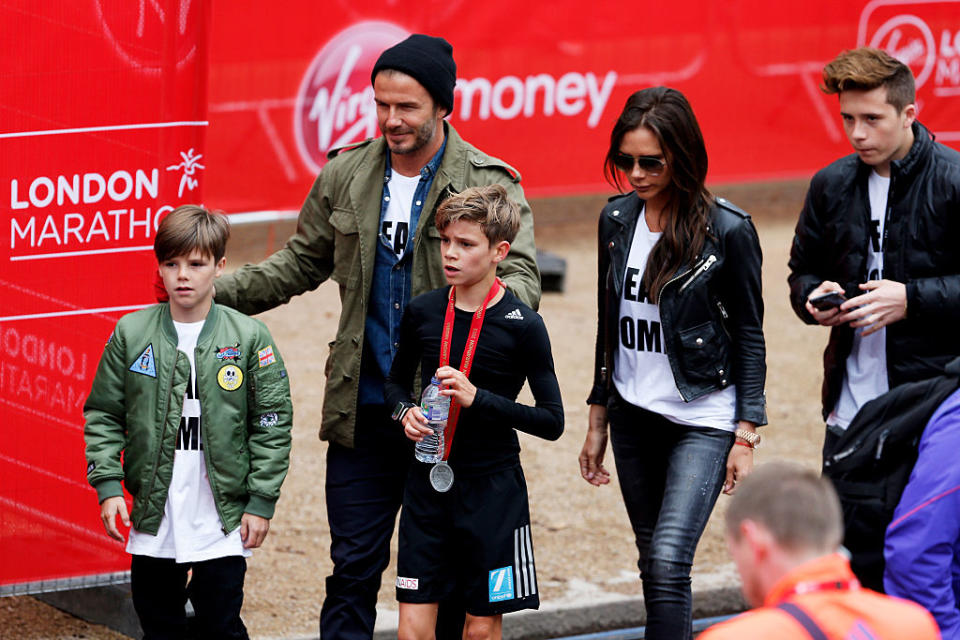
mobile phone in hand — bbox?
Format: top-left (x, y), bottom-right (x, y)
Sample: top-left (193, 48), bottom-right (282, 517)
top-left (810, 291), bottom-right (846, 311)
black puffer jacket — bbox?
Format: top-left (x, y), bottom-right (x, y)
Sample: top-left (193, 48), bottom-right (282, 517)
top-left (788, 122), bottom-right (960, 420)
top-left (587, 192), bottom-right (767, 426)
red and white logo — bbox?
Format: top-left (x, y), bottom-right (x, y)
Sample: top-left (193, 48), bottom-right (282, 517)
top-left (396, 576), bottom-right (419, 590)
top-left (868, 14), bottom-right (937, 88)
top-left (858, 1), bottom-right (960, 93)
top-left (294, 22), bottom-right (408, 173)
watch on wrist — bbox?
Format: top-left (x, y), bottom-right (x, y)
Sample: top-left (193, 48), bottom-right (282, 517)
top-left (734, 428), bottom-right (761, 448)
top-left (392, 401), bottom-right (416, 423)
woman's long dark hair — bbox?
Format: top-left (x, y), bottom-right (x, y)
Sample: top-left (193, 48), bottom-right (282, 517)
top-left (604, 87), bottom-right (713, 301)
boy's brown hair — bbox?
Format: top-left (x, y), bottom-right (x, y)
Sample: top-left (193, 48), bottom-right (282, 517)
top-left (821, 47), bottom-right (915, 112)
top-left (154, 205), bottom-right (231, 263)
top-left (435, 184), bottom-right (521, 245)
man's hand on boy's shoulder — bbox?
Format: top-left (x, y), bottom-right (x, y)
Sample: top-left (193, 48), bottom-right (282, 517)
top-left (241, 513), bottom-right (270, 549)
top-left (100, 496), bottom-right (129, 542)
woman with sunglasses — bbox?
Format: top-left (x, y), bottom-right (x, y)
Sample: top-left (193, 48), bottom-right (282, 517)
top-left (578, 86), bottom-right (767, 640)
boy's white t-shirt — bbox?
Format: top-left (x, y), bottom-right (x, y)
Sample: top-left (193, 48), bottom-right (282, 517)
top-left (828, 170), bottom-right (890, 430)
top-left (126, 320), bottom-right (250, 561)
top-left (612, 207), bottom-right (738, 432)
top-left (381, 171), bottom-right (420, 260)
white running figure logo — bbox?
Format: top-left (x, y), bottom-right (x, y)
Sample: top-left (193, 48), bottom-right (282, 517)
top-left (167, 148), bottom-right (205, 197)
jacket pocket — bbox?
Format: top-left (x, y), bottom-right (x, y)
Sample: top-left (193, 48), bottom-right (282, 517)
top-left (677, 321), bottom-right (729, 384)
top-left (329, 207), bottom-right (360, 289)
top-left (253, 365), bottom-right (291, 413)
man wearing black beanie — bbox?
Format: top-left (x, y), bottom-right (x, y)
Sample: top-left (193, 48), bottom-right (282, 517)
top-left (371, 34), bottom-right (457, 116)
top-left (213, 33), bottom-right (541, 640)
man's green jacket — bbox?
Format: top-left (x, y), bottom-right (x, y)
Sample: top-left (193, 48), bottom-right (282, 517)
top-left (84, 302), bottom-right (293, 535)
top-left (215, 123), bottom-right (540, 448)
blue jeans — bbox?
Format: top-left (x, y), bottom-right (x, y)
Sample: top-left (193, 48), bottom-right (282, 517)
top-left (608, 395), bottom-right (734, 640)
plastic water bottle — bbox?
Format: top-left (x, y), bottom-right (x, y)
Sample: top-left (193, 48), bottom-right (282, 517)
top-left (415, 376), bottom-right (450, 463)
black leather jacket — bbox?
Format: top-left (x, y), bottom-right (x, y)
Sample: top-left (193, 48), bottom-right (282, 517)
top-left (788, 122), bottom-right (960, 420)
top-left (587, 192), bottom-right (767, 426)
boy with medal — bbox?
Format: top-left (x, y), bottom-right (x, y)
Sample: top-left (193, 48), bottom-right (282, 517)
top-left (385, 185), bottom-right (564, 639)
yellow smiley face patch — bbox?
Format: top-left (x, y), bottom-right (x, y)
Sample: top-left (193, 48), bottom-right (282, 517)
top-left (217, 364), bottom-right (243, 391)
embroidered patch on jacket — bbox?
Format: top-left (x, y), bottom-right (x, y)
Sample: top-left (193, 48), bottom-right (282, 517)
top-left (258, 345), bottom-right (276, 368)
top-left (259, 412), bottom-right (279, 428)
top-left (396, 577), bottom-right (419, 590)
top-left (217, 364), bottom-right (243, 391)
top-left (216, 343), bottom-right (242, 362)
top-left (129, 344), bottom-right (157, 378)
top-left (86, 461), bottom-right (96, 475)
top-left (504, 308), bottom-right (524, 320)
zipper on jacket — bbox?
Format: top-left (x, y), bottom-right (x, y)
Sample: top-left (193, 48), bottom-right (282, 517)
top-left (196, 344), bottom-right (233, 535)
top-left (715, 298), bottom-right (729, 320)
top-left (657, 258), bottom-right (701, 306)
top-left (141, 347), bottom-right (178, 531)
top-left (679, 254), bottom-right (717, 293)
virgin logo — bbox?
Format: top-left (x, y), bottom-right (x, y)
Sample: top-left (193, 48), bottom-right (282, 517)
top-left (294, 22), bottom-right (620, 174)
top-left (868, 14), bottom-right (937, 88)
top-left (294, 22), bottom-right (408, 174)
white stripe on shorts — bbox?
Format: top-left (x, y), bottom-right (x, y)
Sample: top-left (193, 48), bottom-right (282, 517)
top-left (513, 524), bottom-right (536, 597)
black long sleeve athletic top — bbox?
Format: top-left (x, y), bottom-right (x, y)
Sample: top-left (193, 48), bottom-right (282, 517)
top-left (385, 286), bottom-right (564, 476)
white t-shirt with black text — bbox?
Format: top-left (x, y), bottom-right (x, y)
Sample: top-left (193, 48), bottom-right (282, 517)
top-left (612, 207), bottom-right (738, 432)
top-left (381, 171), bottom-right (420, 260)
top-left (126, 320), bottom-right (250, 561)
top-left (828, 170), bottom-right (890, 429)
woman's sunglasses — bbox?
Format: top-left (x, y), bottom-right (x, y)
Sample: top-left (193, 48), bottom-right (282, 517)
top-left (613, 153), bottom-right (666, 176)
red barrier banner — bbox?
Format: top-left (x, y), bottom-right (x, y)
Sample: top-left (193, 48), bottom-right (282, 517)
top-left (1, 1), bottom-right (209, 593)
top-left (205, 0), bottom-right (960, 213)
top-left (3, 0), bottom-right (959, 596)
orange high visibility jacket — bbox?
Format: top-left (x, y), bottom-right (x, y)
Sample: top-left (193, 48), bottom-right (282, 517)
top-left (700, 554), bottom-right (940, 640)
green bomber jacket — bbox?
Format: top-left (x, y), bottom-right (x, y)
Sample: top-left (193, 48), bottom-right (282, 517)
top-left (83, 302), bottom-right (293, 535)
top-left (214, 122), bottom-right (541, 448)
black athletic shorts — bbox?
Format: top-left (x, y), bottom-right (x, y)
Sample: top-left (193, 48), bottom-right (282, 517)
top-left (396, 462), bottom-right (540, 616)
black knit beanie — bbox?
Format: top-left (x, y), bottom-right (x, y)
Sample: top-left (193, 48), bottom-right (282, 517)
top-left (370, 34), bottom-right (457, 114)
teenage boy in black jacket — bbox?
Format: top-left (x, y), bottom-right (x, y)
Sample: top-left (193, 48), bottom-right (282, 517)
top-left (788, 46), bottom-right (960, 461)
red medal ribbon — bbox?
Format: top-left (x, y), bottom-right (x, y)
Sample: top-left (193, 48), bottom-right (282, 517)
top-left (438, 277), bottom-right (503, 460)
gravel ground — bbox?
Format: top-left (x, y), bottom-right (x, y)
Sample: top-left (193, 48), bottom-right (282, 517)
top-left (1, 181), bottom-right (829, 639)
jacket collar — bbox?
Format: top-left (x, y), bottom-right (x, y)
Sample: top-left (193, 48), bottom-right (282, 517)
top-left (763, 553), bottom-right (856, 607)
top-left (605, 191), bottom-right (642, 231)
top-left (160, 301), bottom-right (220, 346)
top-left (856, 120), bottom-right (932, 181)
top-left (892, 121), bottom-right (932, 178)
top-left (433, 122), bottom-right (471, 193)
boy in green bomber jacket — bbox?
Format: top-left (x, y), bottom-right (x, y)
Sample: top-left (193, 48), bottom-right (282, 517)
top-left (83, 205), bottom-right (293, 639)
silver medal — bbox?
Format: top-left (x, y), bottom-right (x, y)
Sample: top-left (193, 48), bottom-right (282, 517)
top-left (429, 461), bottom-right (454, 492)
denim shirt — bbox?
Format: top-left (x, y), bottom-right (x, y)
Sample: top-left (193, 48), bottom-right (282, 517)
top-left (359, 139), bottom-right (447, 406)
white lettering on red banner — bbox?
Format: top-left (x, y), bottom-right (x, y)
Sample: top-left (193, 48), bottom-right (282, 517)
top-left (6, 152), bottom-right (199, 253)
top-left (294, 21), bottom-right (619, 172)
top-left (455, 70), bottom-right (617, 128)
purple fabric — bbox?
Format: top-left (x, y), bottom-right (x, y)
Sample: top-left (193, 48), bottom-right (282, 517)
top-left (885, 386), bottom-right (960, 639)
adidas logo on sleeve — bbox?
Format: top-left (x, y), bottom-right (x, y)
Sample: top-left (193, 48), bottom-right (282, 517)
top-left (504, 308), bottom-right (524, 321)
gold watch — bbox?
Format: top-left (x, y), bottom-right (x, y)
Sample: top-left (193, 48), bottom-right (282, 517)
top-left (734, 428), bottom-right (761, 448)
